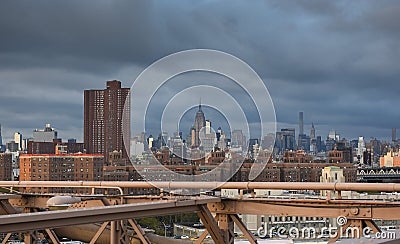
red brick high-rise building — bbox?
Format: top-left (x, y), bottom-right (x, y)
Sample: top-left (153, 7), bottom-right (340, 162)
top-left (84, 80), bottom-right (130, 160)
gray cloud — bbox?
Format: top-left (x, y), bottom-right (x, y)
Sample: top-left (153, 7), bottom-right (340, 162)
top-left (0, 0), bottom-right (399, 142)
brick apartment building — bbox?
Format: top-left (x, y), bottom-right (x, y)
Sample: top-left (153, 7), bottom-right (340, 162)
top-left (27, 139), bottom-right (84, 154)
top-left (232, 161), bottom-right (357, 183)
top-left (0, 153), bottom-right (12, 181)
top-left (84, 80), bottom-right (130, 160)
top-left (20, 154), bottom-right (104, 193)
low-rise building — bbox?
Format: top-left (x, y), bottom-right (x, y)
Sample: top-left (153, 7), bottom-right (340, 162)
top-left (27, 139), bottom-right (84, 154)
top-left (320, 166), bottom-right (347, 198)
top-left (283, 150), bottom-right (313, 163)
top-left (380, 150), bottom-right (400, 167)
top-left (19, 153), bottom-right (104, 193)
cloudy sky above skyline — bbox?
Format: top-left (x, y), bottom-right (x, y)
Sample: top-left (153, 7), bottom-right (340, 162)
top-left (0, 0), bottom-right (399, 142)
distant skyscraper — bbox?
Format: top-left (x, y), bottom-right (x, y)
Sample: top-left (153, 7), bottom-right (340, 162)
top-left (216, 127), bottom-right (227, 150)
top-left (309, 123), bottom-right (316, 152)
top-left (0, 125), bottom-right (8, 152)
top-left (392, 128), bottom-right (397, 142)
top-left (328, 130), bottom-right (340, 141)
top-left (14, 132), bottom-right (22, 151)
top-left (147, 135), bottom-right (154, 149)
top-left (171, 130), bottom-right (184, 157)
top-left (200, 120), bottom-right (217, 152)
top-left (299, 112), bottom-right (304, 136)
top-left (152, 132), bottom-right (169, 149)
top-left (350, 139), bottom-right (358, 150)
top-left (231, 129), bottom-right (246, 148)
top-left (280, 128), bottom-right (296, 151)
top-left (357, 136), bottom-right (366, 164)
top-left (84, 80), bottom-right (130, 159)
top-left (262, 133), bottom-right (275, 150)
top-left (298, 112), bottom-right (304, 147)
top-left (205, 120), bottom-right (211, 134)
top-left (298, 135), bottom-right (311, 152)
top-left (190, 127), bottom-right (196, 147)
top-left (325, 137), bottom-right (336, 152)
top-left (248, 138), bottom-right (259, 154)
top-left (310, 123), bottom-right (315, 139)
top-left (316, 136), bottom-right (322, 152)
top-left (194, 103), bottom-right (205, 147)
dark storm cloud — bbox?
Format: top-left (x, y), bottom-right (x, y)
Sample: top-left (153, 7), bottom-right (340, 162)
top-left (0, 1), bottom-right (160, 66)
top-left (0, 0), bottom-right (399, 142)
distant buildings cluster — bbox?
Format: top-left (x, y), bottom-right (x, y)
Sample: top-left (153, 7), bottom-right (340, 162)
top-left (272, 112), bottom-right (396, 168)
top-left (0, 80), bottom-right (400, 189)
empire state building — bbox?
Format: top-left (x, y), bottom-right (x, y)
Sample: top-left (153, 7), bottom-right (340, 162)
top-left (194, 103), bottom-right (205, 147)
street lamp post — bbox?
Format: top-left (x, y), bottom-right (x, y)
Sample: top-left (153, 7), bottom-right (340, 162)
top-left (161, 221), bottom-right (167, 238)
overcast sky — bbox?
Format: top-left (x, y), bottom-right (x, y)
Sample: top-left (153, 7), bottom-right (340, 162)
top-left (0, 0), bottom-right (399, 143)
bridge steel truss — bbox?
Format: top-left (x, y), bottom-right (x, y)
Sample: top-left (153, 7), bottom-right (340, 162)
top-left (1, 181), bottom-right (400, 243)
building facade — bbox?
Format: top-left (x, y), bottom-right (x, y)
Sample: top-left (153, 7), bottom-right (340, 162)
top-left (84, 80), bottom-right (130, 160)
top-left (380, 150), bottom-right (400, 167)
top-left (20, 154), bottom-right (104, 193)
top-left (33, 124), bottom-right (58, 142)
top-left (0, 124), bottom-right (4, 153)
top-left (275, 129), bottom-right (296, 153)
top-left (228, 161), bottom-right (357, 183)
top-left (14, 132), bottom-right (22, 151)
top-left (0, 153), bottom-right (12, 181)
top-left (27, 139), bottom-right (84, 154)
top-left (320, 166), bottom-right (345, 197)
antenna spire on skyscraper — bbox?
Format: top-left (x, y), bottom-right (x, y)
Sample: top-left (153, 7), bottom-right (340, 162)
top-left (199, 97), bottom-right (202, 111)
